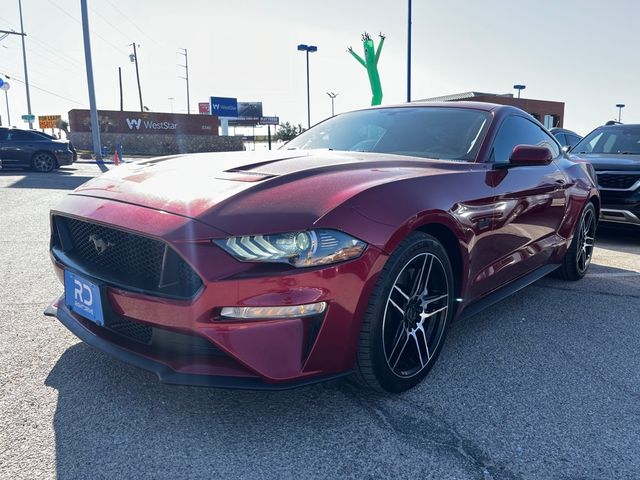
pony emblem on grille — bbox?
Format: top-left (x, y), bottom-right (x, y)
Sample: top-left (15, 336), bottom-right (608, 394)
top-left (88, 234), bottom-right (115, 255)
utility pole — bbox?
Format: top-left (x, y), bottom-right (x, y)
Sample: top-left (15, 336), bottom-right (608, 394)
top-left (16, 0), bottom-right (33, 128)
top-left (177, 48), bottom-right (190, 114)
top-left (407, 0), bottom-right (412, 103)
top-left (129, 42), bottom-right (143, 112)
top-left (80, 0), bottom-right (102, 158)
top-left (118, 66), bottom-right (123, 111)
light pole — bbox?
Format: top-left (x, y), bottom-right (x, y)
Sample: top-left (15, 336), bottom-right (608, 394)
top-left (18, 0), bottom-right (33, 129)
top-left (297, 44), bottom-right (317, 129)
top-left (177, 48), bottom-right (190, 114)
top-left (326, 92), bottom-right (338, 116)
top-left (168, 97), bottom-right (175, 113)
top-left (407, 0), bottom-right (412, 102)
top-left (81, 0), bottom-right (102, 158)
top-left (129, 42), bottom-right (143, 112)
top-left (513, 84), bottom-right (526, 99)
top-left (616, 103), bottom-right (625, 122)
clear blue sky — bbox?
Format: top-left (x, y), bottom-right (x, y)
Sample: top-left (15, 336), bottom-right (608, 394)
top-left (0, 0), bottom-right (638, 135)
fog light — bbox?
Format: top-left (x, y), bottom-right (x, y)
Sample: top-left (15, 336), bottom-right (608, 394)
top-left (220, 302), bottom-right (327, 320)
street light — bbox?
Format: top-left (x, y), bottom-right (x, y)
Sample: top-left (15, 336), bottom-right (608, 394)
top-left (297, 43), bottom-right (318, 129)
top-left (326, 92), bottom-right (338, 117)
top-left (616, 103), bottom-right (625, 122)
top-left (0, 80), bottom-right (10, 126)
top-left (513, 84), bottom-right (526, 99)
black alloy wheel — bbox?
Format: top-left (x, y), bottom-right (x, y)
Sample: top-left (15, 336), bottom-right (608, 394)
top-left (32, 152), bottom-right (56, 173)
top-left (554, 202), bottom-right (597, 281)
top-left (355, 232), bottom-right (454, 393)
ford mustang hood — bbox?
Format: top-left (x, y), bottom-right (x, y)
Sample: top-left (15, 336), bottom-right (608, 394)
top-left (572, 153), bottom-right (640, 171)
top-left (72, 150), bottom-right (462, 235)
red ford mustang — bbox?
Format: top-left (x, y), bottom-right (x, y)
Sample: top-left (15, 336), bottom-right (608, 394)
top-left (45, 102), bottom-right (599, 392)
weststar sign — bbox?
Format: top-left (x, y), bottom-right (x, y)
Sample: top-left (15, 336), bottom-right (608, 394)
top-left (68, 109), bottom-right (219, 136)
top-left (125, 118), bottom-right (178, 130)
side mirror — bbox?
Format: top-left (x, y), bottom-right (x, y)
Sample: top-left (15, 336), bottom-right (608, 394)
top-left (508, 145), bottom-right (554, 166)
top-left (561, 145), bottom-right (571, 153)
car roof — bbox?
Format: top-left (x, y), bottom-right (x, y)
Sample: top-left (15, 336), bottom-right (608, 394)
top-left (598, 123), bottom-right (640, 127)
top-left (379, 100), bottom-right (507, 112)
top-left (550, 127), bottom-right (580, 135)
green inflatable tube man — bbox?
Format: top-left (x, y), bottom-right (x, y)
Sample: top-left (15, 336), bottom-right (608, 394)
top-left (348, 32), bottom-right (385, 106)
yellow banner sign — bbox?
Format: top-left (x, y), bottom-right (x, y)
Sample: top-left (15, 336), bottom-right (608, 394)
top-left (38, 115), bottom-right (62, 129)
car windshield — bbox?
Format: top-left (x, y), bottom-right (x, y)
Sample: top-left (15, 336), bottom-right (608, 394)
top-left (572, 126), bottom-right (640, 154)
top-left (284, 107), bottom-right (492, 162)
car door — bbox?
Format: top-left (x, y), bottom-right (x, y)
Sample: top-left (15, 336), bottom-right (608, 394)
top-left (0, 130), bottom-right (44, 166)
top-left (479, 115), bottom-right (568, 291)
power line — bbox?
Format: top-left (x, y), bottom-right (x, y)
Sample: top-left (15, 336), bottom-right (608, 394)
top-left (0, 16), bottom-right (84, 69)
top-left (43, 0), bottom-right (128, 55)
top-left (102, 0), bottom-right (164, 49)
top-left (2, 71), bottom-right (83, 105)
top-left (89, 5), bottom-right (132, 43)
top-left (28, 36), bottom-right (84, 68)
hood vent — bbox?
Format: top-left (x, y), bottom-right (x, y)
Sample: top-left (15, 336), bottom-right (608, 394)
top-left (215, 170), bottom-right (275, 182)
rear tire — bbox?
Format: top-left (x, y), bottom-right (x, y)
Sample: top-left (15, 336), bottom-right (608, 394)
top-left (32, 152), bottom-right (56, 173)
top-left (554, 202), bottom-right (597, 281)
top-left (354, 232), bottom-right (454, 393)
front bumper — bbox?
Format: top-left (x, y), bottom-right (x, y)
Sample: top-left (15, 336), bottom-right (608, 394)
top-left (599, 189), bottom-right (640, 227)
top-left (55, 151), bottom-right (75, 166)
top-left (47, 195), bottom-right (387, 388)
top-left (44, 299), bottom-right (351, 389)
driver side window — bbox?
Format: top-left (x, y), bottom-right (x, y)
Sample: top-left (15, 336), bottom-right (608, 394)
top-left (490, 116), bottom-right (560, 163)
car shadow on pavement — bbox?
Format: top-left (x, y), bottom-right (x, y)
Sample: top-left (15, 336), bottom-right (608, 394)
top-left (0, 169), bottom-right (93, 190)
top-left (44, 343), bottom-right (370, 479)
top-left (45, 259), bottom-right (640, 480)
top-left (596, 225), bottom-right (639, 255)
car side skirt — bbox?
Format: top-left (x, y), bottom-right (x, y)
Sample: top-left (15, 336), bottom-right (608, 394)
top-left (459, 264), bottom-right (560, 321)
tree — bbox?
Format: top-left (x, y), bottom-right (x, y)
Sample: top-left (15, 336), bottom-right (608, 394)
top-left (274, 122), bottom-right (304, 142)
top-left (56, 119), bottom-right (70, 139)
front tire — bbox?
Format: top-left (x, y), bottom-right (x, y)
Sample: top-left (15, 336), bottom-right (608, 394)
top-left (32, 152), bottom-right (56, 173)
top-left (554, 202), bottom-right (597, 281)
top-left (354, 232), bottom-right (454, 393)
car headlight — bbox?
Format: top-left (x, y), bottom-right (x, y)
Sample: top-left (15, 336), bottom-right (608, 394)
top-left (213, 229), bottom-right (366, 267)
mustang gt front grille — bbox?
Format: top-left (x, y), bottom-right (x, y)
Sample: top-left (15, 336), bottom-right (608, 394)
top-left (51, 215), bottom-right (202, 299)
top-left (596, 172), bottom-right (640, 190)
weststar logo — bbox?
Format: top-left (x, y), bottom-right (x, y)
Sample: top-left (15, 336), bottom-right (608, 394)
top-left (126, 118), bottom-right (142, 130)
top-left (125, 117), bottom-right (177, 130)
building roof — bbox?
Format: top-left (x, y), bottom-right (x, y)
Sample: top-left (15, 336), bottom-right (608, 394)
top-left (416, 92), bottom-right (515, 102)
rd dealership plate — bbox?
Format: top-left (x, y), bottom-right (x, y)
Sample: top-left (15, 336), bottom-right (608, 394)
top-left (64, 270), bottom-right (104, 326)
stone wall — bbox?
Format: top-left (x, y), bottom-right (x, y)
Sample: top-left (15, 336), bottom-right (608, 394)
top-left (69, 132), bottom-right (244, 156)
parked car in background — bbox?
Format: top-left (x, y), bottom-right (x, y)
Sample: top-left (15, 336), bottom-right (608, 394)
top-left (0, 127), bottom-right (76, 172)
top-left (570, 123), bottom-right (640, 228)
top-left (46, 102), bottom-right (600, 393)
top-left (550, 127), bottom-right (582, 149)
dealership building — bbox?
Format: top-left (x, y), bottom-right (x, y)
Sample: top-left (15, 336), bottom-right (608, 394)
top-left (417, 92), bottom-right (565, 129)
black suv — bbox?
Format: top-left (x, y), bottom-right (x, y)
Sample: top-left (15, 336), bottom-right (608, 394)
top-left (570, 124), bottom-right (640, 228)
top-left (0, 127), bottom-right (76, 172)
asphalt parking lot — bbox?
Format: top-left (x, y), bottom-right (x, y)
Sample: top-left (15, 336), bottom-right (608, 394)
top-left (0, 162), bottom-right (638, 480)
